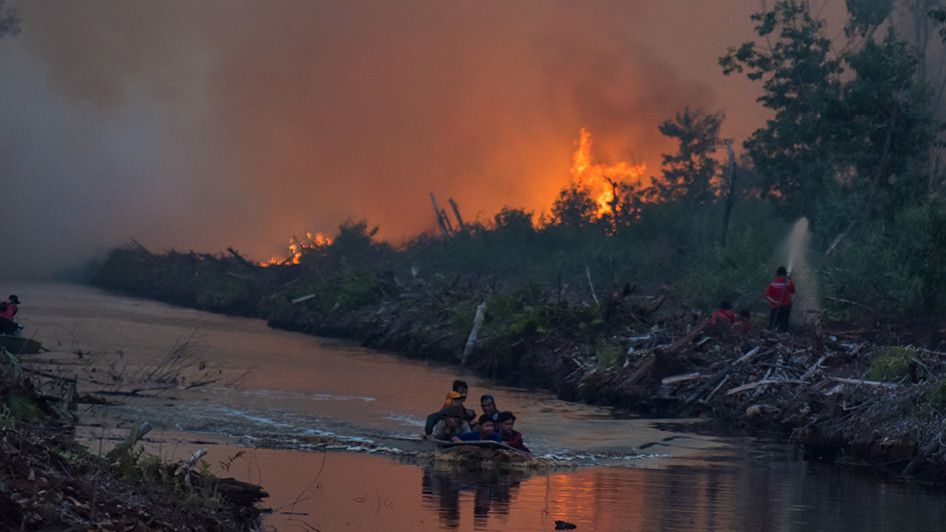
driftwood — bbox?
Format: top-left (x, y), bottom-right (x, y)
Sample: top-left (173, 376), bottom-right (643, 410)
top-left (684, 346), bottom-right (763, 405)
top-left (106, 421), bottom-right (153, 462)
top-left (661, 372), bottom-right (708, 385)
top-left (725, 379), bottom-right (804, 396)
top-left (828, 377), bottom-right (900, 389)
top-left (176, 448), bottom-right (208, 487)
top-left (666, 318), bottom-right (709, 354)
top-left (461, 302), bottom-right (487, 365)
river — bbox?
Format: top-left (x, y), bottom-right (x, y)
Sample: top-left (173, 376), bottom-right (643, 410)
top-left (10, 282), bottom-right (946, 531)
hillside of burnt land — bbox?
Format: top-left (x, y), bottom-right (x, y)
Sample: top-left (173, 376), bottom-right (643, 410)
top-left (87, 235), bottom-right (946, 483)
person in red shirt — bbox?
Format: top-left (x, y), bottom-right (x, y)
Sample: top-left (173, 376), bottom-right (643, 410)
top-left (710, 301), bottom-right (737, 339)
top-left (710, 301), bottom-right (737, 326)
top-left (734, 308), bottom-right (754, 336)
top-left (765, 267), bottom-right (795, 332)
top-left (0, 295), bottom-right (19, 335)
top-left (496, 411), bottom-right (530, 453)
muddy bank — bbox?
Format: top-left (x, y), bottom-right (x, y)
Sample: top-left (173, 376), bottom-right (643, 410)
top-left (90, 244), bottom-right (946, 481)
top-left (0, 350), bottom-right (268, 530)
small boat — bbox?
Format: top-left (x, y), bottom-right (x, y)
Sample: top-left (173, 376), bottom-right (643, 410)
top-left (427, 438), bottom-right (540, 468)
top-left (0, 335), bottom-right (44, 355)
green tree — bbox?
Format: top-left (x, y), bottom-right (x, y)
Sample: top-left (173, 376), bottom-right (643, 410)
top-left (834, 29), bottom-right (940, 221)
top-left (720, 1), bottom-right (842, 220)
top-left (550, 183), bottom-right (597, 228)
top-left (654, 108), bottom-right (724, 204)
top-left (721, 0), bottom-right (941, 232)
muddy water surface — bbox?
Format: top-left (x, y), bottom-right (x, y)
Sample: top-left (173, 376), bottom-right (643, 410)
top-left (11, 282), bottom-right (946, 531)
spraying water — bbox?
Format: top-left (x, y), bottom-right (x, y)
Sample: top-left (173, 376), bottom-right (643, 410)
top-left (778, 217), bottom-right (820, 326)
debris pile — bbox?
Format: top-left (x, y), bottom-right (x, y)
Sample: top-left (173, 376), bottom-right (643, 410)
top-left (0, 350), bottom-right (268, 530)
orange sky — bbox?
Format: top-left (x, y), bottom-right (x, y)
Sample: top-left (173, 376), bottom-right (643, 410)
top-left (0, 1), bottom-right (851, 276)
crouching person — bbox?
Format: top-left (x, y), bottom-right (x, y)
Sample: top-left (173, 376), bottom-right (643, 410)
top-left (497, 411), bottom-right (531, 453)
top-left (431, 407), bottom-right (470, 441)
top-left (451, 415), bottom-right (502, 443)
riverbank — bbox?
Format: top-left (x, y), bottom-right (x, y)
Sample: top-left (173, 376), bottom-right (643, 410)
top-left (0, 349), bottom-right (268, 530)
top-left (90, 243), bottom-right (946, 482)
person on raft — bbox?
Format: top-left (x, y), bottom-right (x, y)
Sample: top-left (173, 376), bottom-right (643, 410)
top-left (430, 407), bottom-right (471, 441)
top-left (497, 411), bottom-right (530, 453)
top-left (448, 380), bottom-right (477, 422)
top-left (451, 415), bottom-right (503, 443)
top-left (0, 295), bottom-right (20, 336)
top-left (765, 266), bottom-right (796, 332)
top-left (480, 394), bottom-right (499, 421)
top-left (424, 384), bottom-right (476, 436)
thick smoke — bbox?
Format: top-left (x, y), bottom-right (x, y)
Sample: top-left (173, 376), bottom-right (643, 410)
top-left (1, 1), bottom-right (782, 278)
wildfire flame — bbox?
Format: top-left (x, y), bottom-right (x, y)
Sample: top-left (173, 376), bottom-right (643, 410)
top-left (569, 128), bottom-right (647, 216)
top-left (259, 231), bottom-right (333, 267)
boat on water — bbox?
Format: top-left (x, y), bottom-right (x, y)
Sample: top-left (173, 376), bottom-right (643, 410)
top-left (0, 335), bottom-right (44, 355)
top-left (426, 438), bottom-right (541, 468)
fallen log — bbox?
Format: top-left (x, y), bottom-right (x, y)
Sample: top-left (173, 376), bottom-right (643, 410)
top-left (106, 421), bottom-right (152, 462)
top-left (828, 377), bottom-right (900, 389)
top-left (725, 379), bottom-right (805, 396)
top-left (661, 372), bottom-right (708, 385)
top-left (684, 346), bottom-right (763, 405)
top-left (666, 318), bottom-right (709, 354)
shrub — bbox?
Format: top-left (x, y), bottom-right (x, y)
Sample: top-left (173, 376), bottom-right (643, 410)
top-left (865, 347), bottom-right (914, 382)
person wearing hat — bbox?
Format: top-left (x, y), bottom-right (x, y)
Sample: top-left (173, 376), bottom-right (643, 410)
top-left (425, 388), bottom-right (476, 436)
top-left (497, 411), bottom-right (530, 453)
top-left (0, 295), bottom-right (18, 335)
top-left (430, 406), bottom-right (471, 441)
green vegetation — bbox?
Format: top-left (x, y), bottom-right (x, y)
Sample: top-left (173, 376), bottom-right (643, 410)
top-left (865, 347), bottom-right (915, 382)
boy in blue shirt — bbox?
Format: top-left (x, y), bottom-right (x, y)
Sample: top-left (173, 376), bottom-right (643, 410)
top-left (451, 415), bottom-right (502, 443)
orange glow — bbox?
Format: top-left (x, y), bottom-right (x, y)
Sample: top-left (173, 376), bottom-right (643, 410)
top-left (569, 128), bottom-right (647, 217)
top-left (259, 231), bottom-right (333, 267)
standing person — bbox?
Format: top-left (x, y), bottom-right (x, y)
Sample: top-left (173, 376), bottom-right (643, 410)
top-left (496, 412), bottom-right (530, 453)
top-left (765, 267), bottom-right (795, 332)
top-left (0, 295), bottom-right (19, 335)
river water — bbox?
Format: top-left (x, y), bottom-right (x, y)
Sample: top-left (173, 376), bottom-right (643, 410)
top-left (10, 282), bottom-right (946, 531)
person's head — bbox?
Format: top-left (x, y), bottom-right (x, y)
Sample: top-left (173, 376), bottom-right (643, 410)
top-left (8, 295), bottom-right (18, 304)
top-left (776, 266), bottom-right (786, 277)
top-left (480, 394), bottom-right (496, 415)
top-left (447, 390), bottom-right (464, 407)
top-left (443, 407), bottom-right (463, 429)
top-left (497, 411), bottom-right (516, 435)
top-left (476, 415), bottom-right (496, 437)
top-left (451, 379), bottom-right (468, 399)
top-left (719, 300), bottom-right (732, 311)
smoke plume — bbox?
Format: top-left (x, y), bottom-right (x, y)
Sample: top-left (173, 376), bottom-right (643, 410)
top-left (0, 1), bottom-right (796, 278)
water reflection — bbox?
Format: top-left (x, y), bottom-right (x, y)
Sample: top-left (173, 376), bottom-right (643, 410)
top-left (421, 463), bottom-right (529, 529)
